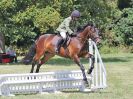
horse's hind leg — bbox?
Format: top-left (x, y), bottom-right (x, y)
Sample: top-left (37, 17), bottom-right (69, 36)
top-left (35, 53), bottom-right (55, 73)
top-left (30, 60), bottom-right (37, 73)
top-left (30, 50), bottom-right (44, 73)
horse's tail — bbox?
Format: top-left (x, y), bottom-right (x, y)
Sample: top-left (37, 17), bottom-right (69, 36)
top-left (21, 43), bottom-right (36, 65)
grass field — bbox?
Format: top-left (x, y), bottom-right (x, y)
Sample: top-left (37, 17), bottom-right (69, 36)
top-left (0, 53), bottom-right (133, 99)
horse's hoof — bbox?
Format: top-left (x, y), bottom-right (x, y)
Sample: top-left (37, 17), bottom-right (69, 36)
top-left (87, 70), bottom-right (91, 74)
top-left (83, 80), bottom-right (89, 87)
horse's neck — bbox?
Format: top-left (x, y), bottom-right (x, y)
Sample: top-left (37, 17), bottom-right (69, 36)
top-left (77, 29), bottom-right (89, 42)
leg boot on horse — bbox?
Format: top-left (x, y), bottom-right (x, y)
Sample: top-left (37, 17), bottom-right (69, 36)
top-left (87, 55), bottom-right (95, 74)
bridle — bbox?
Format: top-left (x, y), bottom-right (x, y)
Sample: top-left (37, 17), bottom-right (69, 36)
top-left (90, 27), bottom-right (100, 42)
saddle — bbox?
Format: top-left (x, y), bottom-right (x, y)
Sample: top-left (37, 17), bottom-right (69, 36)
top-left (62, 33), bottom-right (77, 48)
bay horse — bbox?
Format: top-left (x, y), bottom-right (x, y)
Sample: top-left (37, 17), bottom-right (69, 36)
top-left (23, 23), bottom-right (100, 85)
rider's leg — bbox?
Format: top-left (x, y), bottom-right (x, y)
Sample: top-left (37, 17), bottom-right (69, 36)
top-left (55, 38), bottom-right (64, 53)
top-left (55, 32), bottom-right (66, 53)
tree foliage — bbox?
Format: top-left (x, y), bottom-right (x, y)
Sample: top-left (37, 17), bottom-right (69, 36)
top-left (112, 8), bottom-right (133, 45)
top-left (0, 0), bottom-right (132, 52)
top-left (109, 0), bottom-right (133, 46)
top-left (13, 5), bottom-right (61, 33)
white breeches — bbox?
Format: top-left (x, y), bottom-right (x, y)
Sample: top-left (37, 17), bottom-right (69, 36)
top-left (60, 32), bottom-right (67, 39)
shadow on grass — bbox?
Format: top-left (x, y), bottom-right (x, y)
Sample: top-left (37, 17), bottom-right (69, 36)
top-left (44, 56), bottom-right (132, 66)
top-left (0, 55), bottom-right (132, 66)
top-left (61, 89), bottom-right (112, 94)
top-left (102, 55), bottom-right (133, 63)
top-left (14, 90), bottom-right (112, 96)
top-left (44, 57), bottom-right (91, 66)
top-left (102, 57), bottom-right (128, 63)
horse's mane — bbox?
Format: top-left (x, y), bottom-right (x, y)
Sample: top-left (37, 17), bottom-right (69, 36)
top-left (76, 21), bottom-right (95, 33)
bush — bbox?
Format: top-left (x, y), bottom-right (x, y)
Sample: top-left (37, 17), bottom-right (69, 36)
top-left (100, 46), bottom-right (119, 54)
top-left (111, 8), bottom-right (133, 46)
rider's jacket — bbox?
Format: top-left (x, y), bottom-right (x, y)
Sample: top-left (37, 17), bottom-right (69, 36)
top-left (56, 16), bottom-right (78, 34)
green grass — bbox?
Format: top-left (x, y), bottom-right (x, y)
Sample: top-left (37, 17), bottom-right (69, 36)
top-left (0, 53), bottom-right (133, 99)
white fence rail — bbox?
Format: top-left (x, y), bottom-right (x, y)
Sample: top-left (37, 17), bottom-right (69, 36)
top-left (0, 40), bottom-right (107, 96)
top-left (0, 71), bottom-right (91, 96)
top-left (89, 40), bottom-right (107, 89)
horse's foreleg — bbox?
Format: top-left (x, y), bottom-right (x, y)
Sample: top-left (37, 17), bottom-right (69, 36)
top-left (82, 53), bottom-right (95, 74)
top-left (87, 54), bottom-right (95, 74)
top-left (73, 55), bottom-right (88, 85)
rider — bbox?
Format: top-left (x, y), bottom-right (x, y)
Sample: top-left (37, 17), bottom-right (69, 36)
top-left (55, 10), bottom-right (81, 53)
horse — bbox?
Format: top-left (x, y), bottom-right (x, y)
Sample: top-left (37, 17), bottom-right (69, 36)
top-left (22, 23), bottom-right (100, 85)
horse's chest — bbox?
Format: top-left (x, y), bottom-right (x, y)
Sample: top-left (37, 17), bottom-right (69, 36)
top-left (76, 44), bottom-right (82, 49)
top-left (69, 44), bottom-right (82, 54)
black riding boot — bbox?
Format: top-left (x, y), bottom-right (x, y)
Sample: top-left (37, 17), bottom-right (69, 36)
top-left (55, 38), bottom-right (64, 53)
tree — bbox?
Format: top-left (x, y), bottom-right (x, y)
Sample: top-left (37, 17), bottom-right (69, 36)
top-left (0, 0), bottom-right (132, 53)
top-left (0, 32), bottom-right (5, 52)
top-left (111, 8), bottom-right (133, 45)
